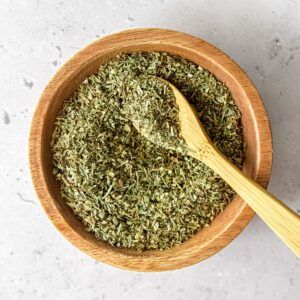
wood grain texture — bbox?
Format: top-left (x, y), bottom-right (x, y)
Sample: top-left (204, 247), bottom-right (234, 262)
top-left (29, 28), bottom-right (273, 271)
top-left (168, 81), bottom-right (300, 256)
top-left (204, 145), bottom-right (300, 256)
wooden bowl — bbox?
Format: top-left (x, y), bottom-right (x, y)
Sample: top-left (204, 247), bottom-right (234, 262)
top-left (29, 28), bottom-right (272, 271)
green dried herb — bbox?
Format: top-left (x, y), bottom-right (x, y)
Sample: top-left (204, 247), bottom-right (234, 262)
top-left (123, 75), bottom-right (185, 151)
top-left (51, 52), bottom-right (245, 251)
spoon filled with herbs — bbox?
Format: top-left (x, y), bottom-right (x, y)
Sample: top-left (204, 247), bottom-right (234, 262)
top-left (124, 76), bottom-right (300, 256)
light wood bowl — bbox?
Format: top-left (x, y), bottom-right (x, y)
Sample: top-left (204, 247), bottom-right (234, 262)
top-left (29, 28), bottom-right (272, 271)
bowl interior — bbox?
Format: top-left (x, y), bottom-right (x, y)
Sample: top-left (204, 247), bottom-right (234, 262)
top-left (31, 29), bottom-right (272, 271)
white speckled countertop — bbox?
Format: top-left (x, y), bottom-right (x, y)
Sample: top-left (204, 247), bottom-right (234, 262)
top-left (0, 0), bottom-right (299, 299)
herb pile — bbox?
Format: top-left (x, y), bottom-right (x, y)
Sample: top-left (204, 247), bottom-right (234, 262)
top-left (51, 52), bottom-right (245, 251)
top-left (123, 76), bottom-right (185, 151)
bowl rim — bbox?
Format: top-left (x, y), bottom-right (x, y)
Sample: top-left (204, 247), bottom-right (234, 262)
top-left (29, 28), bottom-right (273, 271)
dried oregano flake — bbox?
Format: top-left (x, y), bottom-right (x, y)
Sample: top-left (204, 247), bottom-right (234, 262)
top-left (51, 52), bottom-right (245, 251)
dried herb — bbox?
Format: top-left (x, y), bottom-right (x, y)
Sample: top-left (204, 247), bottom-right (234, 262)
top-left (51, 52), bottom-right (245, 251)
top-left (123, 75), bottom-right (185, 151)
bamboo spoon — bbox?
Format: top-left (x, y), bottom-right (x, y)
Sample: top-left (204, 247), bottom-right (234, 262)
top-left (150, 78), bottom-right (300, 256)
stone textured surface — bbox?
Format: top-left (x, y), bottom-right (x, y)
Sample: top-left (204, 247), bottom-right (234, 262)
top-left (0, 0), bottom-right (299, 299)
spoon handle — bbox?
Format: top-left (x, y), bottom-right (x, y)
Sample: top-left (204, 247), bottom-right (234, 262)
top-left (202, 144), bottom-right (300, 256)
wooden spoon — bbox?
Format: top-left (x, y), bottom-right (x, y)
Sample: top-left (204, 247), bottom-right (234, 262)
top-left (161, 79), bottom-right (300, 256)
